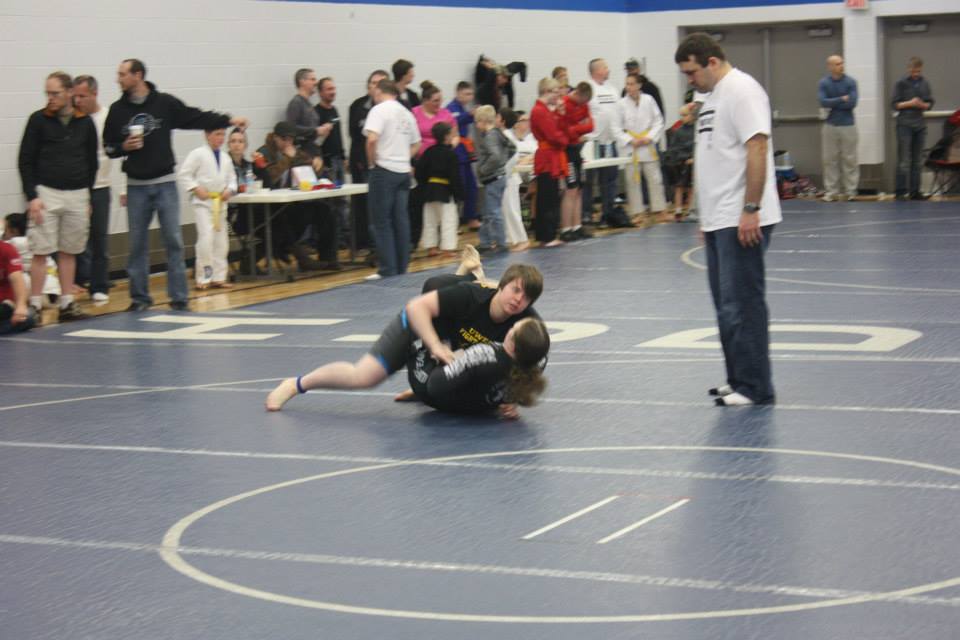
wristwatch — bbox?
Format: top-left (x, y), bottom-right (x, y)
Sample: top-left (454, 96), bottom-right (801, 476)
top-left (743, 202), bottom-right (761, 213)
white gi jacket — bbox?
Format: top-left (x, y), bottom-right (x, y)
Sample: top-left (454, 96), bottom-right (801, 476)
top-left (177, 145), bottom-right (238, 208)
top-left (616, 93), bottom-right (664, 162)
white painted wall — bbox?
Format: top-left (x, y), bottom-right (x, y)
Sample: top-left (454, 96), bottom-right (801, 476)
top-left (628, 0), bottom-right (959, 166)
top-left (0, 0), bottom-right (627, 230)
top-left (4, 0), bottom-right (956, 229)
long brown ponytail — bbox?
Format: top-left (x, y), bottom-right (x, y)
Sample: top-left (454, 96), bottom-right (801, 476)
top-left (506, 319), bottom-right (550, 406)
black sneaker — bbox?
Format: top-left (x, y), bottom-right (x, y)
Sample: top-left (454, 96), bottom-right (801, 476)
top-left (58, 302), bottom-right (90, 322)
top-left (910, 192), bottom-right (930, 201)
top-left (169, 301), bottom-right (191, 311)
top-left (559, 230), bottom-right (578, 242)
top-left (576, 226), bottom-right (594, 239)
top-left (126, 301), bottom-right (151, 312)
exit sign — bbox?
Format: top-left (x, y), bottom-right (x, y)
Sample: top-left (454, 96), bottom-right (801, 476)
top-left (846, 0), bottom-right (869, 9)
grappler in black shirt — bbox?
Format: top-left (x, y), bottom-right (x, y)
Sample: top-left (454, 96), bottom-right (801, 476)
top-left (266, 252), bottom-right (548, 418)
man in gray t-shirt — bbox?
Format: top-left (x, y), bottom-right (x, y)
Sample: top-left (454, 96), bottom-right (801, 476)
top-left (286, 68), bottom-right (332, 159)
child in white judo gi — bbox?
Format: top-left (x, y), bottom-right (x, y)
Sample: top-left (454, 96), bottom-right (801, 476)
top-left (178, 127), bottom-right (238, 289)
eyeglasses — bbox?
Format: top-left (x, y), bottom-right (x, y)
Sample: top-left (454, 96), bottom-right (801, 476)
top-left (45, 91), bottom-right (64, 97)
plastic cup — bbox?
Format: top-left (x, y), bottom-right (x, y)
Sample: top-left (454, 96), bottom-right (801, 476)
top-left (129, 124), bottom-right (144, 137)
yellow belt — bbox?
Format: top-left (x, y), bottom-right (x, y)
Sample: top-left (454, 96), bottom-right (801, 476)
top-left (428, 177), bottom-right (450, 185)
top-left (209, 191), bottom-right (222, 232)
top-left (627, 129), bottom-right (658, 182)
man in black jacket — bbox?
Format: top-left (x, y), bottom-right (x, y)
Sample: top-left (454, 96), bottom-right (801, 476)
top-left (17, 71), bottom-right (98, 322)
top-left (103, 58), bottom-right (247, 311)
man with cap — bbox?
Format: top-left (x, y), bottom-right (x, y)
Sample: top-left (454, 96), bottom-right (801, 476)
top-left (257, 121), bottom-right (340, 272)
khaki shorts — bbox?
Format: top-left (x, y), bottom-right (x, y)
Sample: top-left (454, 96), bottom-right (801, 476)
top-left (28, 185), bottom-right (90, 255)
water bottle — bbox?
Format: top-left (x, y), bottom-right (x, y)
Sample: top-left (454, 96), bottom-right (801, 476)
top-left (245, 168), bottom-right (255, 192)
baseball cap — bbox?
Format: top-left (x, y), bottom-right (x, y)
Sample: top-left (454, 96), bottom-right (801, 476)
top-left (273, 121), bottom-right (297, 138)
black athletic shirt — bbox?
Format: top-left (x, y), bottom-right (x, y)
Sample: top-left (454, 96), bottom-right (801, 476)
top-left (407, 342), bottom-right (512, 414)
top-left (434, 282), bottom-right (540, 350)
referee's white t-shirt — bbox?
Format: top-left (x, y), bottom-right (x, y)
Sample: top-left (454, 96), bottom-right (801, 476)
top-left (694, 68), bottom-right (782, 232)
top-left (364, 99), bottom-right (421, 174)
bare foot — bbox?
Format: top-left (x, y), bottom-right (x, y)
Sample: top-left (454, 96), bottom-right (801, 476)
top-left (393, 389), bottom-right (417, 402)
top-left (510, 241), bottom-right (530, 252)
top-left (455, 244), bottom-right (481, 275)
top-left (266, 378), bottom-right (299, 411)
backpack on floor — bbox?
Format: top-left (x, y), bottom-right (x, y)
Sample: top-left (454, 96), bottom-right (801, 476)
top-left (607, 205), bottom-right (635, 228)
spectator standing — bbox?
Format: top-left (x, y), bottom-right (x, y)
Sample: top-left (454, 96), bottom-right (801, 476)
top-left (559, 82), bottom-right (594, 241)
top-left (530, 77), bottom-right (568, 248)
top-left (225, 128), bottom-right (262, 272)
top-left (663, 104), bottom-right (696, 220)
top-left (349, 69), bottom-right (389, 251)
top-left (891, 57), bottom-right (934, 200)
top-left (411, 82), bottom-right (456, 245)
top-left (17, 70), bottom-right (98, 322)
top-left (415, 121), bottom-right (463, 257)
top-left (178, 127), bottom-right (237, 290)
top-left (72, 74), bottom-right (113, 302)
top-left (502, 110), bottom-right (535, 251)
top-left (552, 66), bottom-right (571, 95)
top-left (446, 82), bottom-right (480, 230)
top-left (413, 82), bottom-right (456, 156)
top-left (617, 73), bottom-right (667, 223)
top-left (286, 68), bottom-right (328, 159)
top-left (0, 238), bottom-right (36, 334)
top-left (103, 58), bottom-right (246, 311)
top-left (818, 55), bottom-right (859, 202)
top-left (314, 77), bottom-right (345, 180)
top-left (474, 105), bottom-right (515, 254)
top-left (675, 33), bottom-right (781, 406)
top-left (624, 58), bottom-right (664, 114)
top-left (582, 59), bottom-right (621, 226)
top-left (392, 59), bottom-right (420, 111)
top-left (314, 77), bottom-right (349, 244)
top-left (364, 80), bottom-right (421, 279)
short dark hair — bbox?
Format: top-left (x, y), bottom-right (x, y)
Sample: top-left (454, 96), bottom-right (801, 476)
top-left (498, 264), bottom-right (544, 306)
top-left (47, 71), bottom-right (72, 90)
top-left (73, 74), bottom-right (98, 93)
top-left (376, 79), bottom-right (399, 96)
top-left (552, 66), bottom-right (567, 80)
top-left (456, 81), bottom-right (473, 92)
top-left (123, 59), bottom-right (146, 80)
top-left (5, 212), bottom-right (27, 237)
top-left (674, 32), bottom-right (726, 67)
top-left (499, 107), bottom-right (518, 129)
top-left (392, 59), bottom-right (414, 81)
top-left (431, 121), bottom-right (452, 144)
top-left (574, 81), bottom-right (593, 99)
top-left (294, 68), bottom-right (314, 88)
top-left (204, 126), bottom-right (227, 134)
top-left (317, 76), bottom-right (334, 91)
top-left (368, 69), bottom-right (389, 84)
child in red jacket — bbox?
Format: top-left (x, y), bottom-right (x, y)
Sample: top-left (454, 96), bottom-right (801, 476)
top-left (558, 82), bottom-right (593, 241)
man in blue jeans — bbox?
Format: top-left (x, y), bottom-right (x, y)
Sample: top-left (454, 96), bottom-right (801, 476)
top-left (363, 79), bottom-right (421, 280)
top-left (676, 33), bottom-right (782, 406)
top-left (103, 58), bottom-right (247, 311)
top-left (582, 59), bottom-right (621, 227)
top-left (891, 57), bottom-right (934, 201)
